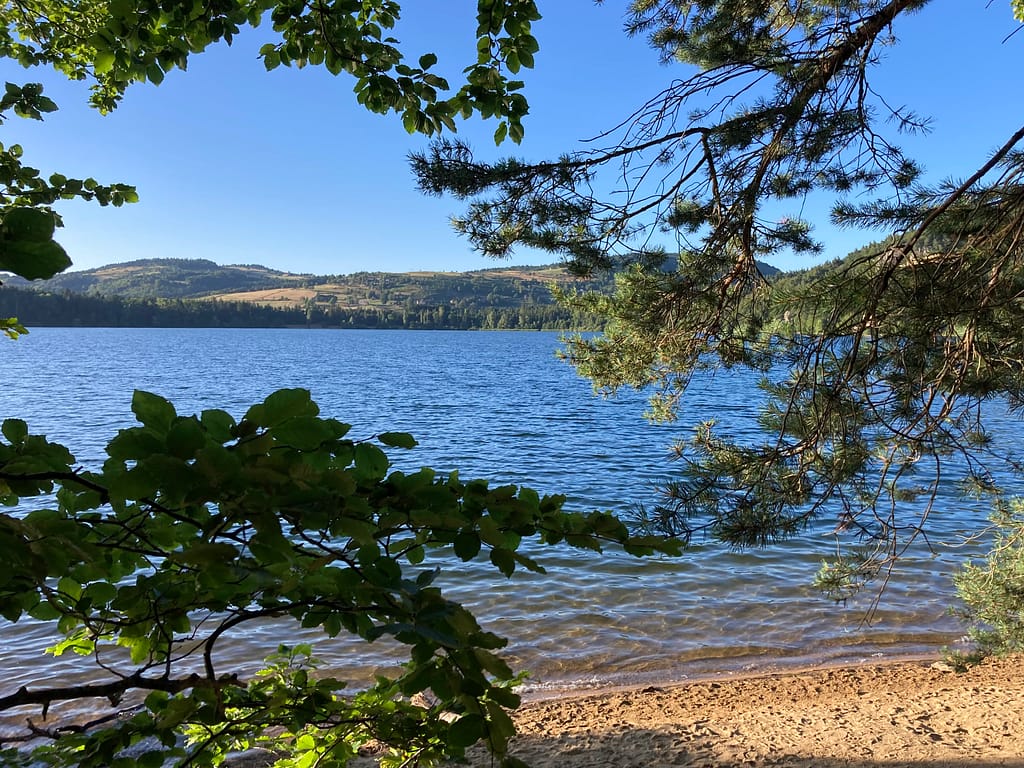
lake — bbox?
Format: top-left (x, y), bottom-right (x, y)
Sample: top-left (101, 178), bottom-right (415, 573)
top-left (0, 328), bottom-right (1005, 695)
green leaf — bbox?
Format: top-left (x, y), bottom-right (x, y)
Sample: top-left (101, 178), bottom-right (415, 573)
top-left (453, 531), bottom-right (481, 560)
top-left (323, 613), bottom-right (342, 637)
top-left (253, 388), bottom-right (317, 427)
top-left (419, 52), bottom-right (438, 69)
top-left (57, 575), bottom-right (81, 602)
top-left (107, 427), bottom-right (164, 461)
top-left (137, 751), bottom-right (167, 768)
top-left (169, 541), bottom-right (238, 566)
top-left (94, 49), bottom-right (115, 74)
top-left (28, 600), bottom-right (60, 621)
top-left (1, 419), bottom-right (28, 444)
top-left (82, 580), bottom-right (118, 605)
top-left (447, 713), bottom-right (486, 749)
top-left (508, 120), bottom-right (525, 144)
top-left (106, 465), bottom-right (160, 500)
top-left (153, 693), bottom-right (196, 728)
top-left (262, 48), bottom-right (281, 70)
top-left (49, 632), bottom-right (96, 657)
top-left (272, 415), bottom-right (337, 450)
top-left (474, 647), bottom-right (513, 679)
top-left (195, 441), bottom-right (241, 482)
top-left (489, 547), bottom-right (515, 577)
top-left (377, 431), bottom-right (417, 449)
top-left (485, 700), bottom-right (517, 751)
top-left (354, 443), bottom-right (389, 480)
top-left (0, 237), bottom-right (71, 280)
top-left (493, 121), bottom-right (508, 145)
top-left (131, 391), bottom-right (176, 433)
top-left (108, 0), bottom-right (132, 19)
top-left (406, 544), bottom-right (425, 565)
top-left (166, 418), bottom-right (206, 459)
top-left (200, 409), bottom-right (236, 443)
top-left (402, 109), bottom-right (418, 134)
top-left (512, 550), bottom-right (545, 574)
top-left (488, 685), bottom-right (521, 709)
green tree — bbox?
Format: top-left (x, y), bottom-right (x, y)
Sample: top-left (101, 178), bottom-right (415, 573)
top-left (0, 389), bottom-right (679, 766)
top-left (413, 1), bottom-right (1024, 601)
top-left (0, 1), bottom-right (684, 765)
top-left (953, 498), bottom-right (1024, 658)
top-left (1, 0), bottom-right (541, 311)
top-left (0, 81), bottom-right (138, 339)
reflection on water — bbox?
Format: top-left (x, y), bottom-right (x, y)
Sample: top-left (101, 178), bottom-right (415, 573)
top-left (0, 328), bottom-right (1010, 696)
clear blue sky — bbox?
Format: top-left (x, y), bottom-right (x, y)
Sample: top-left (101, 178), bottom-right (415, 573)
top-left (1, 0), bottom-right (1020, 275)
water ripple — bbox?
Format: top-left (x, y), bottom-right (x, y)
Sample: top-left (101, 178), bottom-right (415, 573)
top-left (0, 328), bottom-right (1010, 692)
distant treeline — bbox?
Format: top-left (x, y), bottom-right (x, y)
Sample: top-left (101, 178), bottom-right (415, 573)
top-left (0, 288), bottom-right (605, 330)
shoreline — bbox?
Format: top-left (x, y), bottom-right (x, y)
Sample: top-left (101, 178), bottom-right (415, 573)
top-left (450, 653), bottom-right (1024, 768)
top-left (517, 649), bottom-right (948, 703)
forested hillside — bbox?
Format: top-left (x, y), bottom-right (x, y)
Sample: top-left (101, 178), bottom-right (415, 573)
top-left (759, 233), bottom-right (961, 334)
top-left (1, 257), bottom-right (785, 329)
top-left (0, 287), bottom-right (609, 330)
top-left (1, 259), bottom-right (607, 302)
top-left (0, 259), bottom-right (614, 329)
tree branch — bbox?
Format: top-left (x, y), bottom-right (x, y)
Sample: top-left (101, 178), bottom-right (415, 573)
top-left (0, 671), bottom-right (241, 713)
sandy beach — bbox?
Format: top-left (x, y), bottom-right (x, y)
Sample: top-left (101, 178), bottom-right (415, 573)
top-left (454, 654), bottom-right (1024, 768)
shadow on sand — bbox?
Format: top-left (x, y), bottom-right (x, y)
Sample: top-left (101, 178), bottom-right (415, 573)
top-left (455, 725), bottom-right (1024, 768)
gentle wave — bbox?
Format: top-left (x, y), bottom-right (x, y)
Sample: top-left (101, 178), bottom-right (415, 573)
top-left (0, 328), bottom-right (1005, 694)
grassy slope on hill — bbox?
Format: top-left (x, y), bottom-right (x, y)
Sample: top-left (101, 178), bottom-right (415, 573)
top-left (3, 259), bottom-right (609, 310)
top-left (1, 257), bottom-right (795, 330)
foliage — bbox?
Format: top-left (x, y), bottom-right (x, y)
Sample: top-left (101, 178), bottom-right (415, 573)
top-left (0, 388), bottom-right (682, 766)
top-left (414, 1), bottom-right (1024, 596)
top-left (0, 0), bottom-right (538, 139)
top-left (1, 0), bottom-right (543, 324)
top-left (1, 82), bottom-right (138, 289)
top-left (953, 498), bottom-right (1024, 658)
top-left (4, 0), bottom-right (1019, 763)
top-left (0, 0), bottom-right (677, 765)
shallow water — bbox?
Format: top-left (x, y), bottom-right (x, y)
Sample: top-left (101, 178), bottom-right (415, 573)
top-left (0, 328), bottom-right (1009, 695)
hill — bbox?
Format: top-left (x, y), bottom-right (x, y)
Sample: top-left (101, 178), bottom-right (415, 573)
top-left (205, 265), bottom-right (617, 317)
top-left (1, 257), bottom-right (784, 330)
top-left (1, 258), bottom-right (311, 298)
top-left (0, 259), bottom-right (617, 330)
top-left (2, 259), bottom-right (612, 308)
top-left (3, 257), bottom-right (781, 307)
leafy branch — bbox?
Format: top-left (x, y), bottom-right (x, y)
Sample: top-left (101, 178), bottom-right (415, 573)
top-left (411, 0), bottom-right (1024, 602)
top-left (0, 388), bottom-right (682, 766)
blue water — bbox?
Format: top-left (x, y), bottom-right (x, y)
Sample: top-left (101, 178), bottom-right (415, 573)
top-left (0, 328), bottom-right (1007, 696)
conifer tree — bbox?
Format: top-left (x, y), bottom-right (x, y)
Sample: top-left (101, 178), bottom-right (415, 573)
top-left (412, 0), bottom-right (1024, 595)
